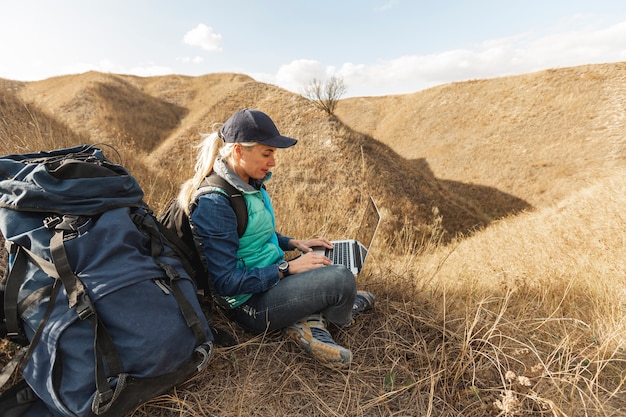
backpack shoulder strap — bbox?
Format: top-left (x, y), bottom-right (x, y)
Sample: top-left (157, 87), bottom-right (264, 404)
top-left (198, 173), bottom-right (248, 238)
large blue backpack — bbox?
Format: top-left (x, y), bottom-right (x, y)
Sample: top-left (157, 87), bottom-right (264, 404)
top-left (0, 145), bottom-right (214, 417)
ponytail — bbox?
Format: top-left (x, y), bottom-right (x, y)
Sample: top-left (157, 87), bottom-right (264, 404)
top-left (177, 129), bottom-right (258, 214)
top-left (177, 131), bottom-right (223, 214)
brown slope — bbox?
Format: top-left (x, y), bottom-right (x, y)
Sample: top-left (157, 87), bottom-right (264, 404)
top-left (17, 71), bottom-right (187, 154)
top-left (335, 62), bottom-right (626, 210)
top-left (139, 73), bottom-right (262, 169)
top-left (0, 79), bottom-right (87, 154)
top-left (137, 78), bottom-right (499, 244)
top-left (6, 71), bottom-right (523, 246)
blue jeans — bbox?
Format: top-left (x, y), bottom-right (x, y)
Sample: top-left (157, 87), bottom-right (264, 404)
top-left (225, 265), bottom-right (356, 333)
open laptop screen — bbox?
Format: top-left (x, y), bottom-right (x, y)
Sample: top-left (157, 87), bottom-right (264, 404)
top-left (355, 197), bottom-right (381, 252)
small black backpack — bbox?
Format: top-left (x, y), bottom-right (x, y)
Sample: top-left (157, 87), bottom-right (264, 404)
top-left (158, 173), bottom-right (248, 302)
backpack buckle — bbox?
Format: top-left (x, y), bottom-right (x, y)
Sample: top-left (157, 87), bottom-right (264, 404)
top-left (195, 342), bottom-right (213, 371)
top-left (43, 215), bottom-right (62, 229)
top-left (160, 262), bottom-right (181, 281)
top-left (76, 293), bottom-right (95, 320)
top-left (57, 215), bottom-right (81, 231)
top-left (43, 214), bottom-right (82, 231)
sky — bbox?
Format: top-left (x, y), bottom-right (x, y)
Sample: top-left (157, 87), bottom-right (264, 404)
top-left (2, 0), bottom-right (626, 98)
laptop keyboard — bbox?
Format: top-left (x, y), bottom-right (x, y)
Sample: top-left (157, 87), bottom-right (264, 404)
top-left (327, 242), bottom-right (352, 269)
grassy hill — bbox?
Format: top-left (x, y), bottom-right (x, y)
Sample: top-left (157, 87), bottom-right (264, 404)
top-left (335, 63), bottom-right (626, 210)
top-left (10, 71), bottom-right (508, 244)
top-left (0, 62), bottom-right (624, 416)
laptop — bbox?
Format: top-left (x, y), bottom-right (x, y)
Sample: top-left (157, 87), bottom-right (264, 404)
top-left (312, 196), bottom-right (381, 275)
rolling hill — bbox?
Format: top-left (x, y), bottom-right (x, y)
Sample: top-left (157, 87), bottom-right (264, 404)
top-left (7, 63), bottom-right (625, 243)
top-left (335, 62), bottom-right (626, 211)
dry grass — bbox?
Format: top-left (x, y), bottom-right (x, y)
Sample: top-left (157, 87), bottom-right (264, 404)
top-left (335, 63), bottom-right (626, 211)
top-left (0, 62), bottom-right (625, 416)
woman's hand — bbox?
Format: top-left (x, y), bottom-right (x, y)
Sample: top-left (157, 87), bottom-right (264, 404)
top-left (288, 238), bottom-right (333, 253)
top-left (287, 251), bottom-right (332, 274)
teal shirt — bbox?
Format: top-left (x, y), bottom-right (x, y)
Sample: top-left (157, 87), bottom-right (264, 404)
top-left (224, 187), bottom-right (284, 307)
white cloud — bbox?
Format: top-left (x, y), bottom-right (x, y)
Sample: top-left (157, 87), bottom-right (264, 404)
top-left (128, 64), bottom-right (173, 77)
top-left (521, 20), bottom-right (626, 67)
top-left (272, 59), bottom-right (333, 94)
top-left (267, 18), bottom-right (626, 97)
top-left (177, 56), bottom-right (205, 64)
top-left (184, 24), bottom-right (223, 52)
top-left (374, 0), bottom-right (399, 12)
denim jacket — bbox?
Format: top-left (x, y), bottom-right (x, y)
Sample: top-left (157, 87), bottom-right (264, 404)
top-left (190, 159), bottom-right (292, 307)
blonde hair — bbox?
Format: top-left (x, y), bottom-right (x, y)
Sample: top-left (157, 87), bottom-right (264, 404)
top-left (177, 130), bottom-right (257, 214)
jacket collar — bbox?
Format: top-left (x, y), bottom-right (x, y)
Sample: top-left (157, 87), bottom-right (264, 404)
top-left (214, 158), bottom-right (271, 192)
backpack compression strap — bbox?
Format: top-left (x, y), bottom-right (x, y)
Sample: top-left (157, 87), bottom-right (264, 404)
top-left (47, 215), bottom-right (126, 414)
top-left (1, 217), bottom-right (126, 414)
top-left (132, 211), bottom-right (209, 346)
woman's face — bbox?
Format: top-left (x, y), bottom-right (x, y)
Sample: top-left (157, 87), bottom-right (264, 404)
top-left (233, 144), bottom-right (277, 182)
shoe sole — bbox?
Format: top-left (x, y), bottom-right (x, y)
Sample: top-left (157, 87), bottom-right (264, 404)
top-left (353, 291), bottom-right (375, 317)
top-left (286, 327), bottom-right (352, 367)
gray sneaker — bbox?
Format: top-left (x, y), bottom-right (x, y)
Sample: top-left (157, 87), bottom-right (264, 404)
top-left (352, 291), bottom-right (375, 319)
top-left (286, 314), bottom-right (352, 367)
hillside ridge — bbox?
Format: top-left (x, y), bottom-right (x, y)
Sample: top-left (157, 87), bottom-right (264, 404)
top-left (5, 62), bottom-right (625, 241)
top-left (336, 62), bottom-right (626, 209)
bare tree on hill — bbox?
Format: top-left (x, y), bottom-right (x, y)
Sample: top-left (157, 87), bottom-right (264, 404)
top-left (302, 76), bottom-right (346, 116)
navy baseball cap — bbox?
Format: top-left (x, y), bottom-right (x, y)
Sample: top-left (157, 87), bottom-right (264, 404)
top-left (220, 109), bottom-right (298, 148)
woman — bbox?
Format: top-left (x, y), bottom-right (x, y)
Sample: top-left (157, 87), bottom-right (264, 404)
top-left (176, 109), bottom-right (374, 367)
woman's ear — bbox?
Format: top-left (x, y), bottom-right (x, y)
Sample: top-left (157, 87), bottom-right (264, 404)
top-left (234, 143), bottom-right (243, 159)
